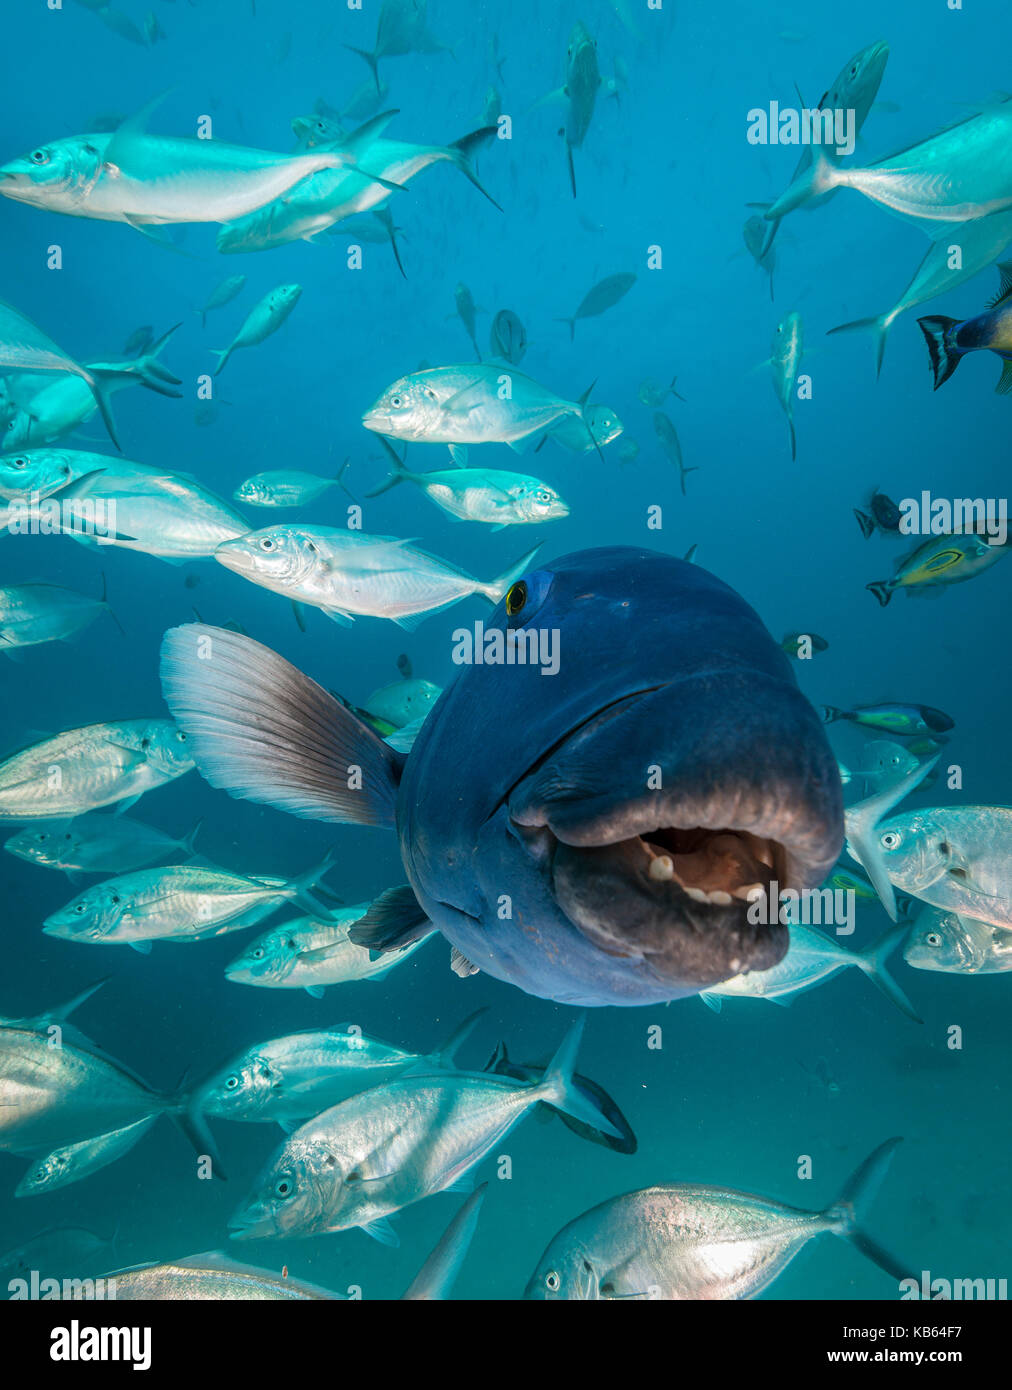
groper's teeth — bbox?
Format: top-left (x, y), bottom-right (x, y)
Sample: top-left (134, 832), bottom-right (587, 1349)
top-left (685, 886), bottom-right (710, 903)
top-left (649, 855), bottom-right (675, 882)
top-left (709, 890), bottom-right (733, 906)
top-left (734, 882), bottom-right (765, 901)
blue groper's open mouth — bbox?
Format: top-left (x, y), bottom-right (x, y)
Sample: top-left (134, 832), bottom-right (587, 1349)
top-left (504, 672), bottom-right (841, 991)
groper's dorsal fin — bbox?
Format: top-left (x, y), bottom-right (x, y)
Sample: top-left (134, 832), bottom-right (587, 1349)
top-left (347, 884), bottom-right (436, 953)
top-left (159, 624), bottom-right (404, 827)
top-left (988, 261), bottom-right (1012, 309)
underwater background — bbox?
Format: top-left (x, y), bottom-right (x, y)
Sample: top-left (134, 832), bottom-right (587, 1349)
top-left (1, 0), bottom-right (1010, 1300)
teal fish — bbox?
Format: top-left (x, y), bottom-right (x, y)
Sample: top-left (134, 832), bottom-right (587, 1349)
top-left (212, 285), bottom-right (302, 377)
top-left (0, 580), bottom-right (115, 656)
top-left (867, 532), bottom-right (1011, 606)
top-left (195, 275), bottom-right (246, 329)
top-left (769, 312), bottom-right (804, 460)
top-left (653, 411), bottom-right (696, 494)
top-left (5, 812), bottom-right (201, 876)
top-left (561, 22), bottom-right (601, 196)
top-left (904, 906), bottom-right (1012, 974)
top-left (557, 273), bottom-right (636, 340)
top-left (233, 468), bottom-right (343, 508)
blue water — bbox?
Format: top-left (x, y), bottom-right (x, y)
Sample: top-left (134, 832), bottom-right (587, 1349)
top-left (1, 0), bottom-right (1010, 1300)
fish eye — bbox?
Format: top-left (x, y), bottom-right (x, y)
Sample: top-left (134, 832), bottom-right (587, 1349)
top-left (938, 841), bottom-right (950, 855)
top-left (110, 895), bottom-right (120, 905)
top-left (545, 1270), bottom-right (561, 1292)
top-left (11, 456), bottom-right (27, 469)
top-left (30, 148), bottom-right (50, 165)
top-left (225, 1075), bottom-right (240, 1090)
top-left (141, 737), bottom-right (150, 749)
top-left (74, 903), bottom-right (87, 915)
top-left (259, 537), bottom-right (275, 551)
top-left (880, 830), bottom-right (902, 850)
top-left (390, 395), bottom-right (404, 408)
top-left (176, 731), bottom-right (187, 742)
top-left (505, 581), bottom-right (527, 617)
top-left (926, 933), bottom-right (942, 947)
top-left (63, 832), bottom-right (72, 840)
top-left (37, 833), bottom-right (48, 842)
top-left (274, 1176), bottom-right (294, 1199)
top-left (252, 947), bottom-right (265, 960)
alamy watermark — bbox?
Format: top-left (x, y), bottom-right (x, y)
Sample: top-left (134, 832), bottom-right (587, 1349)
top-left (3, 492), bottom-right (117, 538)
top-left (451, 621), bottom-right (560, 676)
top-left (746, 883), bottom-right (856, 935)
top-left (746, 102), bottom-right (856, 157)
top-left (897, 492), bottom-right (1008, 545)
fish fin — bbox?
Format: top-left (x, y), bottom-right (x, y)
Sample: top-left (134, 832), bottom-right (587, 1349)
top-left (855, 924), bottom-right (923, 1023)
top-left (916, 316), bottom-right (962, 390)
top-left (41, 978), bottom-right (110, 1024)
top-left (172, 1103), bottom-right (226, 1181)
top-left (181, 817), bottom-right (203, 858)
top-left (64, 868), bottom-right (86, 886)
top-left (343, 44), bottom-right (382, 94)
top-left (854, 508), bottom-right (876, 540)
top-left (123, 216), bottom-right (200, 258)
top-left (765, 146), bottom-right (839, 219)
top-left (390, 611), bottom-right (427, 632)
top-left (866, 581), bottom-right (892, 607)
top-left (820, 706), bottom-right (844, 724)
top-left (361, 1216), bottom-right (400, 1247)
top-left (448, 444), bottom-right (469, 468)
top-left (699, 992), bottom-right (722, 1013)
top-left (844, 755), bottom-right (940, 921)
top-left (987, 260), bottom-right (1012, 308)
top-left (401, 1185), bottom-right (486, 1300)
top-left (447, 127), bottom-right (502, 211)
top-left (450, 946), bottom-right (481, 978)
top-left (441, 378), bottom-right (487, 415)
top-left (427, 1008), bottom-right (488, 1070)
top-left (103, 90), bottom-right (173, 169)
top-left (384, 713), bottom-right (430, 755)
top-left (211, 346), bottom-right (233, 377)
top-left (827, 315), bottom-right (890, 378)
top-left (996, 359), bottom-right (1012, 396)
top-left (825, 1137), bottom-right (914, 1283)
top-left (566, 140), bottom-right (577, 199)
top-left (288, 847), bottom-right (339, 911)
top-left (475, 543), bottom-right (542, 603)
top-left (129, 941), bottom-right (153, 954)
top-left (555, 316), bottom-right (576, 342)
top-left (788, 416), bottom-right (797, 461)
top-left (347, 884), bottom-right (436, 953)
top-left (159, 624), bottom-right (403, 826)
top-left (277, 1119), bottom-right (299, 1135)
top-left (539, 1016), bottom-right (624, 1140)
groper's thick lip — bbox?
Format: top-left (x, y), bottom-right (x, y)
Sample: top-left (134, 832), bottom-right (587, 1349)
top-left (503, 686), bottom-right (827, 977)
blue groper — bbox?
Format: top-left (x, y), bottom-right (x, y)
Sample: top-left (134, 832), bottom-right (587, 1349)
top-left (160, 547), bottom-right (843, 1007)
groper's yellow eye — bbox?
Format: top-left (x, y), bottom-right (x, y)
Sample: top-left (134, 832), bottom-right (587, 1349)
top-left (505, 581), bottom-right (527, 617)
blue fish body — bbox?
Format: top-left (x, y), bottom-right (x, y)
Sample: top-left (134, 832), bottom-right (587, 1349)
top-left (160, 547), bottom-right (843, 1008)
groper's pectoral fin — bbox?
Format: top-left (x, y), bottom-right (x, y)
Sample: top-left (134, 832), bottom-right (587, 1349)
top-left (159, 624), bottom-right (403, 826)
top-left (348, 884), bottom-right (437, 953)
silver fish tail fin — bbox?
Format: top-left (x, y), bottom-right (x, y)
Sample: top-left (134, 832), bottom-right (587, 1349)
top-left (825, 1137), bottom-right (914, 1284)
top-left (159, 624), bottom-right (403, 826)
top-left (765, 147), bottom-right (840, 219)
top-left (427, 1008), bottom-right (488, 1071)
top-left (80, 372), bottom-right (123, 452)
top-left (343, 43), bottom-right (382, 93)
top-left (538, 1017), bottom-right (624, 1140)
top-left (365, 437), bottom-right (411, 497)
top-left (827, 313), bottom-right (891, 378)
top-left (475, 543), bottom-right (543, 603)
top-left (401, 1185), bottom-right (487, 1300)
top-left (917, 316), bottom-right (962, 390)
top-left (447, 127), bottom-right (502, 211)
top-left (287, 847), bottom-right (342, 912)
top-left (181, 817), bottom-right (203, 859)
top-left (854, 923), bottom-right (922, 1022)
top-left (211, 346), bottom-right (233, 378)
top-left (844, 755), bottom-right (940, 921)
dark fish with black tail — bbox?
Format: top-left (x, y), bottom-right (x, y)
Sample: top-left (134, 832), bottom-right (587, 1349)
top-left (867, 532), bottom-right (1011, 605)
top-left (490, 309), bottom-right (527, 364)
top-left (560, 21), bottom-right (601, 196)
top-left (653, 412), bottom-right (696, 495)
top-left (822, 703), bottom-right (953, 737)
top-left (525, 1138), bottom-right (912, 1299)
top-left (557, 272), bottom-right (636, 340)
top-left (485, 1041), bottom-right (637, 1153)
top-left (454, 283), bottom-right (482, 360)
top-left (854, 489), bottom-right (901, 539)
top-left (918, 262), bottom-right (1012, 393)
top-left (160, 548), bottom-right (843, 1007)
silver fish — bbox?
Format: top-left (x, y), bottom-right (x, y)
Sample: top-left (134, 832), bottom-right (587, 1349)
top-left (190, 1012), bottom-right (481, 1124)
top-left (904, 906), bottom-right (1012, 974)
top-left (769, 311), bottom-right (804, 460)
top-left (5, 811), bottom-right (201, 876)
top-left (367, 451), bottom-right (568, 528)
top-left (225, 906), bottom-right (429, 994)
top-left (0, 581), bottom-right (113, 655)
top-left (42, 852), bottom-right (336, 950)
top-left (213, 528), bottom-right (540, 629)
top-left (16, 1116), bottom-right (156, 1196)
top-left (871, 806), bottom-right (1012, 929)
top-left (233, 468), bottom-right (342, 508)
top-left (562, 22), bottom-right (601, 196)
top-left (212, 284), bottom-right (302, 377)
top-left (526, 1139), bottom-right (909, 1299)
top-left (0, 719), bottom-right (193, 821)
top-left (228, 1019), bottom-right (620, 1241)
top-left (195, 275), bottom-right (246, 328)
top-left (557, 272), bottom-right (636, 340)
